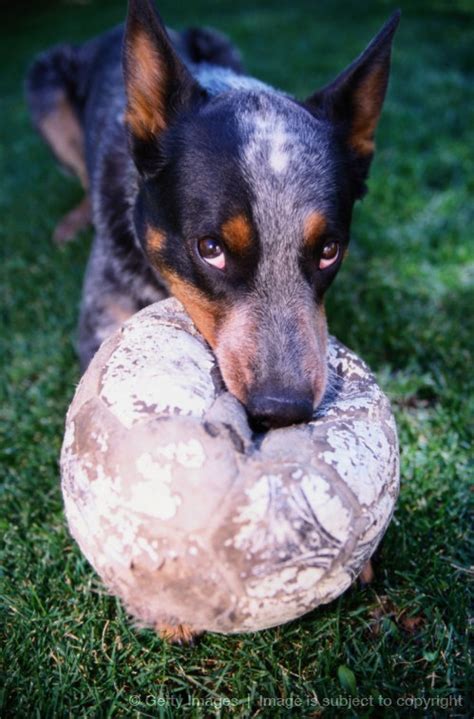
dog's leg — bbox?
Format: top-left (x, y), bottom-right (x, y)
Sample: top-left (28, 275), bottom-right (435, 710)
top-left (53, 195), bottom-right (92, 245)
top-left (359, 559), bottom-right (375, 584)
top-left (38, 93), bottom-right (88, 189)
top-left (155, 623), bottom-right (201, 645)
top-left (77, 241), bottom-right (135, 370)
top-left (77, 238), bottom-right (168, 371)
top-left (38, 95), bottom-right (92, 245)
top-left (26, 46), bottom-right (91, 244)
top-left (77, 289), bottom-right (138, 372)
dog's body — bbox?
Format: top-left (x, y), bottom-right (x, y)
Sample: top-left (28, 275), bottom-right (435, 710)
top-left (27, 0), bottom-right (399, 641)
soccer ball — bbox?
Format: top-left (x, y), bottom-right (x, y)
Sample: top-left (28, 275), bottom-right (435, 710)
top-left (60, 298), bottom-right (399, 634)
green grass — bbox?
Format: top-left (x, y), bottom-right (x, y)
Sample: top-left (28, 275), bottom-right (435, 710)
top-left (1, 0), bottom-right (473, 716)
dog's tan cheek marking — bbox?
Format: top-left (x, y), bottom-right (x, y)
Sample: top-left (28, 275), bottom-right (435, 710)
top-left (214, 305), bottom-right (258, 404)
top-left (349, 65), bottom-right (386, 156)
top-left (125, 32), bottom-right (168, 139)
top-left (215, 346), bottom-right (248, 404)
top-left (144, 229), bottom-right (225, 346)
top-left (221, 214), bottom-right (253, 254)
top-left (161, 271), bottom-right (227, 347)
top-left (303, 211), bottom-right (327, 250)
top-left (295, 303), bottom-right (328, 405)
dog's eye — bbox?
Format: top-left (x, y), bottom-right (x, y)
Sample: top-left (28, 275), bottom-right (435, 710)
top-left (197, 237), bottom-right (225, 270)
top-left (319, 241), bottom-right (340, 270)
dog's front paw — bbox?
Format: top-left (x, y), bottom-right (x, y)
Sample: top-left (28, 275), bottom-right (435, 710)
top-left (359, 559), bottom-right (375, 585)
top-left (53, 195), bottom-right (91, 245)
top-left (155, 622), bottom-right (202, 645)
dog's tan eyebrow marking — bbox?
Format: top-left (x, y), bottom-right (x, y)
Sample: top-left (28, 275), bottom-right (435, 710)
top-left (145, 227), bottom-right (166, 255)
top-left (221, 214), bottom-right (253, 253)
top-left (303, 211), bottom-right (327, 248)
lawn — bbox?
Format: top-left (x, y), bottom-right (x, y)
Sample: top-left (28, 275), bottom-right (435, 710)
top-left (0, 0), bottom-right (473, 716)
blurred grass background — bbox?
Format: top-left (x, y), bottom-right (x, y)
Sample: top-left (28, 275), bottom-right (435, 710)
top-left (0, 0), bottom-right (473, 716)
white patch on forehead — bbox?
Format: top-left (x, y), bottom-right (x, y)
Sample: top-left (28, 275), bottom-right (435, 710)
top-left (248, 114), bottom-right (292, 175)
top-left (233, 91), bottom-right (334, 285)
top-left (239, 95), bottom-right (309, 266)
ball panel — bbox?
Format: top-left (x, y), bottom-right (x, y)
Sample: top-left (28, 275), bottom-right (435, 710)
top-left (99, 324), bottom-right (217, 429)
top-left (118, 540), bottom-right (242, 633)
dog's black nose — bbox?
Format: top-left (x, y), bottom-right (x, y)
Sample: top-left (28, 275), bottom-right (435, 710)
top-left (247, 390), bottom-right (314, 429)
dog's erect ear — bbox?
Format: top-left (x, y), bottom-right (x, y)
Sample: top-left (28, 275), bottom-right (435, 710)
top-left (305, 11), bottom-right (400, 195)
top-left (123, 0), bottom-right (206, 173)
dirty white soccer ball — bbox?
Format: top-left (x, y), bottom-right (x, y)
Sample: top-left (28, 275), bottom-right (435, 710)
top-left (60, 298), bottom-right (399, 634)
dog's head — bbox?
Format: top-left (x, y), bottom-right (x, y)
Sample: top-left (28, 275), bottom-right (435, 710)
top-left (124, 0), bottom-right (400, 428)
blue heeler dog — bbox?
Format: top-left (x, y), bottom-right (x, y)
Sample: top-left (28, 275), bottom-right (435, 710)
top-left (27, 0), bottom-right (399, 641)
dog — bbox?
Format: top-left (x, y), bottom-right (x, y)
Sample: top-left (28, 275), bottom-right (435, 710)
top-left (27, 0), bottom-right (399, 642)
